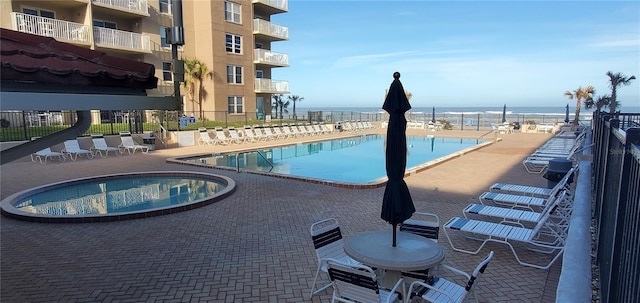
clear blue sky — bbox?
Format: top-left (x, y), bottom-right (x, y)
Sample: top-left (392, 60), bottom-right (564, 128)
top-left (272, 0), bottom-right (640, 109)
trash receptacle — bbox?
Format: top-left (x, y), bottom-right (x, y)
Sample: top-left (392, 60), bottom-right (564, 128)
top-left (543, 158), bottom-right (572, 188)
top-left (189, 116), bottom-right (196, 124)
top-left (180, 116), bottom-right (188, 127)
top-left (142, 133), bottom-right (156, 151)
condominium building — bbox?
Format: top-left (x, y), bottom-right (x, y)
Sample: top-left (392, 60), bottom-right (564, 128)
top-left (1, 0), bottom-right (289, 122)
top-left (181, 0), bottom-right (289, 121)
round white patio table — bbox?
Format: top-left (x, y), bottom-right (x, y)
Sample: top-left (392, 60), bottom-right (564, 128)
top-left (344, 230), bottom-right (445, 288)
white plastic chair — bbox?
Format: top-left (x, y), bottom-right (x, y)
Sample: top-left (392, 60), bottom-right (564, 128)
top-left (91, 134), bottom-right (123, 157)
top-left (197, 128), bottom-right (219, 146)
top-left (326, 258), bottom-right (403, 303)
top-left (309, 218), bottom-right (360, 298)
top-left (119, 132), bottom-right (149, 154)
top-left (407, 251), bottom-right (494, 303)
top-left (31, 147), bottom-right (66, 164)
top-left (63, 139), bottom-right (94, 161)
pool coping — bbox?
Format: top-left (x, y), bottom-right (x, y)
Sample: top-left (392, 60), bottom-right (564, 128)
top-left (0, 171), bottom-right (236, 223)
top-left (166, 135), bottom-right (500, 189)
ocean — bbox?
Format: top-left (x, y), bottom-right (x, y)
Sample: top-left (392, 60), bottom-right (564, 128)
top-left (297, 105), bottom-right (640, 115)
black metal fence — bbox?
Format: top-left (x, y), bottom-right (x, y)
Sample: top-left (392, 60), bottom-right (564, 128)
top-left (592, 110), bottom-right (640, 303)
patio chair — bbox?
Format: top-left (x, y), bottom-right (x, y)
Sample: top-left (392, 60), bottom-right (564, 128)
top-left (119, 132), bottom-right (149, 154)
top-left (227, 127), bottom-right (244, 144)
top-left (399, 212), bottom-right (441, 285)
top-left (197, 128), bottom-right (219, 146)
top-left (309, 218), bottom-right (361, 298)
top-left (464, 189), bottom-right (571, 228)
top-left (63, 139), bottom-right (95, 161)
top-left (325, 258), bottom-right (403, 303)
top-left (90, 134), bottom-right (123, 157)
top-left (262, 126), bottom-right (276, 140)
top-left (242, 126), bottom-right (258, 143)
top-left (443, 211), bottom-right (566, 269)
top-left (214, 127), bottom-right (231, 145)
top-left (280, 123), bottom-right (295, 138)
top-left (489, 166), bottom-right (577, 198)
top-left (407, 251), bottom-right (494, 303)
top-left (271, 125), bottom-right (286, 140)
top-left (479, 181), bottom-right (567, 211)
top-left (31, 147), bottom-right (66, 164)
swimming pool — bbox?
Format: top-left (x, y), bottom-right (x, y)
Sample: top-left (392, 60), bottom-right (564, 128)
top-left (0, 171), bottom-right (236, 222)
top-left (171, 135), bottom-right (491, 187)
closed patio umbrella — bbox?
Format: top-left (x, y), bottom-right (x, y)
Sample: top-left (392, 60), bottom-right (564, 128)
top-left (564, 104), bottom-right (570, 124)
top-left (381, 72), bottom-right (416, 247)
top-left (502, 104), bottom-right (507, 123)
top-left (431, 106), bottom-right (436, 123)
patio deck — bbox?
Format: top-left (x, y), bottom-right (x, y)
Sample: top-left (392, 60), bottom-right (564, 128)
top-left (1, 128), bottom-right (562, 302)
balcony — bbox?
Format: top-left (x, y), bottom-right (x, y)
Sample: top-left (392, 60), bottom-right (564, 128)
top-left (253, 19), bottom-right (288, 41)
top-left (10, 13), bottom-right (90, 45)
top-left (93, 27), bottom-right (151, 53)
top-left (92, 0), bottom-right (149, 16)
top-left (252, 0), bottom-right (288, 15)
top-left (255, 79), bottom-right (289, 94)
top-left (254, 49), bottom-right (289, 67)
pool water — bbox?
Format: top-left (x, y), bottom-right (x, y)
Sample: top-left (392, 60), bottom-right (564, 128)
top-left (179, 135), bottom-right (486, 184)
top-left (12, 176), bottom-right (226, 216)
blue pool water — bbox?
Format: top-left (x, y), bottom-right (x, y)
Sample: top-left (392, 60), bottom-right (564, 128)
top-left (178, 135), bottom-right (486, 184)
top-left (1, 172), bottom-right (236, 222)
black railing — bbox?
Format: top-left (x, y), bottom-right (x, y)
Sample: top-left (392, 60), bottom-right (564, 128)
top-left (592, 110), bottom-right (640, 303)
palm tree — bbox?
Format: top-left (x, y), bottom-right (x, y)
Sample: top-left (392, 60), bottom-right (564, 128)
top-left (279, 98), bottom-right (290, 119)
top-left (606, 71), bottom-right (636, 113)
top-left (564, 86), bottom-right (595, 126)
top-left (287, 95), bottom-right (304, 120)
top-left (272, 94), bottom-right (283, 118)
top-left (586, 95), bottom-right (610, 111)
top-left (183, 58), bottom-right (212, 120)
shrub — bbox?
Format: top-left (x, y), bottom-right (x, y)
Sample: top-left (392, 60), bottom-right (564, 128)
top-left (0, 118), bottom-right (10, 128)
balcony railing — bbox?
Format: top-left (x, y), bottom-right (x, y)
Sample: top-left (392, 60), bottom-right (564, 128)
top-left (93, 27), bottom-right (151, 53)
top-left (10, 13), bottom-right (90, 44)
top-left (254, 49), bottom-right (289, 67)
top-left (253, 19), bottom-right (288, 41)
top-left (252, 0), bottom-right (288, 14)
top-left (255, 79), bottom-right (289, 94)
top-left (92, 0), bottom-right (149, 16)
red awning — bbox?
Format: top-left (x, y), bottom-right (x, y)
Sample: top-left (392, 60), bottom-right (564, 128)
top-left (0, 28), bottom-right (158, 90)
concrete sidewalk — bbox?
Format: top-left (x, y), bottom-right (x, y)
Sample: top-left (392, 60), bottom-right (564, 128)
top-left (1, 129), bottom-right (562, 302)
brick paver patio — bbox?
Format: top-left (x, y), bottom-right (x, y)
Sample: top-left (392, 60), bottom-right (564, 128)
top-left (1, 128), bottom-right (563, 302)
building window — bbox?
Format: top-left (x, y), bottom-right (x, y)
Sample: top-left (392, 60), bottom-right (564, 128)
top-left (256, 70), bottom-right (264, 78)
top-left (225, 33), bottom-right (241, 54)
top-left (93, 20), bottom-right (117, 29)
top-left (160, 0), bottom-right (172, 14)
top-left (22, 7), bottom-right (55, 18)
top-left (228, 96), bottom-right (244, 114)
top-left (226, 65), bottom-right (242, 84)
top-left (162, 62), bottom-right (172, 81)
top-left (224, 1), bottom-right (241, 23)
top-left (160, 27), bottom-right (169, 47)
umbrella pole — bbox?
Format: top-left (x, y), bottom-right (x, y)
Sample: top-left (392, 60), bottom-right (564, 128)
top-left (392, 224), bottom-right (397, 247)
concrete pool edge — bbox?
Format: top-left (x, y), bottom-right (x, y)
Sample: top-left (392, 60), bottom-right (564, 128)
top-left (0, 171), bottom-right (236, 223)
top-left (166, 136), bottom-right (500, 189)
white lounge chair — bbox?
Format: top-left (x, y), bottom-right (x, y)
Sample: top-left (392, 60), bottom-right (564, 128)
top-left (214, 127), bottom-right (231, 145)
top-left (465, 189), bottom-right (571, 228)
top-left (407, 251), bottom-right (494, 303)
top-left (119, 132), bottom-right (149, 154)
top-left (271, 126), bottom-right (286, 140)
top-left (31, 147), bottom-right (66, 164)
top-left (325, 259), bottom-right (403, 303)
top-left (490, 166), bottom-right (577, 198)
top-left (63, 139), bottom-right (94, 161)
top-left (227, 127), bottom-right (244, 144)
top-left (309, 218), bottom-right (361, 298)
top-left (444, 212), bottom-right (567, 269)
top-left (91, 134), bottom-right (123, 157)
top-left (197, 128), bottom-right (219, 146)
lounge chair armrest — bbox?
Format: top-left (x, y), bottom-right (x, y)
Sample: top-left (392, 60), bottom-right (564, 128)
top-left (408, 281), bottom-right (456, 303)
top-left (440, 264), bottom-right (471, 280)
top-left (382, 277), bottom-right (404, 303)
